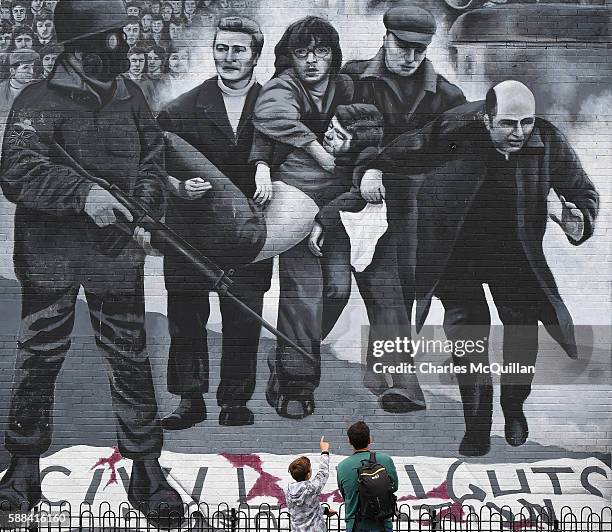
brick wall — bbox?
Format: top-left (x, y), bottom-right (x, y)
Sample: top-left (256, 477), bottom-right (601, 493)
top-left (0, 0), bottom-right (610, 517)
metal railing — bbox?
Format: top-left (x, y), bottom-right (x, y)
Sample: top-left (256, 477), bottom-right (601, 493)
top-left (0, 502), bottom-right (610, 531)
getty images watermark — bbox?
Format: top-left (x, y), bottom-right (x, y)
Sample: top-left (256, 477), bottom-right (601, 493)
top-left (361, 325), bottom-right (610, 386)
top-left (371, 336), bottom-right (535, 377)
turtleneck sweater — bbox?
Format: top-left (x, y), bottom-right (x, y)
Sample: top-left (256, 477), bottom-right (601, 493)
top-left (217, 75), bottom-right (255, 136)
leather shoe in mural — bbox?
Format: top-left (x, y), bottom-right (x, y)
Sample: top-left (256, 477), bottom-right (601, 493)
top-left (128, 459), bottom-right (184, 530)
top-left (219, 405), bottom-right (255, 426)
top-left (0, 456), bottom-right (41, 512)
top-left (266, 348), bottom-right (317, 420)
top-left (378, 386), bottom-right (427, 414)
top-left (504, 410), bottom-right (529, 447)
top-left (161, 394), bottom-right (207, 430)
top-left (458, 432), bottom-right (491, 457)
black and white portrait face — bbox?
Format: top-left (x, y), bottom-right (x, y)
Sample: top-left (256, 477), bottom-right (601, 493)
top-left (168, 49), bottom-right (188, 74)
top-left (12, 4), bottom-right (27, 23)
top-left (42, 52), bottom-right (59, 75)
top-left (31, 0), bottom-right (44, 12)
top-left (0, 7), bottom-right (10, 20)
top-left (184, 0), bottom-right (196, 15)
top-left (123, 23), bottom-right (140, 46)
top-left (14, 33), bottom-right (33, 49)
top-left (162, 3), bottom-right (173, 21)
top-left (323, 116), bottom-right (353, 156)
top-left (383, 32), bottom-right (427, 77)
top-left (152, 18), bottom-right (164, 33)
top-left (128, 52), bottom-right (146, 78)
top-left (169, 22), bottom-right (181, 41)
top-left (141, 13), bottom-right (152, 31)
top-left (127, 5), bottom-right (140, 17)
top-left (484, 84), bottom-right (536, 154)
top-left (290, 38), bottom-right (332, 87)
top-left (0, 31), bottom-right (12, 52)
top-left (213, 30), bottom-right (257, 85)
top-left (147, 50), bottom-right (162, 73)
top-left (36, 19), bottom-right (54, 40)
top-left (12, 60), bottom-right (34, 82)
top-left (171, 0), bottom-right (182, 14)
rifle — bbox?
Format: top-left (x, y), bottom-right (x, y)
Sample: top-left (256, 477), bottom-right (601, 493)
top-left (51, 139), bottom-right (313, 361)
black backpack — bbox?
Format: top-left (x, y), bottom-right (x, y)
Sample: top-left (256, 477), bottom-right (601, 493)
top-left (355, 452), bottom-right (397, 525)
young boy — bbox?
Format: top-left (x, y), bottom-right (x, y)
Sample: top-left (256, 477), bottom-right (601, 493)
top-left (286, 436), bottom-right (335, 532)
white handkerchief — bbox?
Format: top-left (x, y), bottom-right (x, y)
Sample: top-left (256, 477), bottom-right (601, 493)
top-left (340, 201), bottom-right (388, 272)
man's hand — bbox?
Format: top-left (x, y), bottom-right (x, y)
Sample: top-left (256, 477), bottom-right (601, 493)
top-left (319, 436), bottom-right (330, 453)
top-left (360, 169), bottom-right (385, 203)
top-left (84, 184), bottom-right (134, 227)
top-left (550, 194), bottom-right (584, 241)
top-left (308, 222), bottom-right (325, 257)
top-left (254, 163), bottom-right (273, 206)
top-left (317, 150), bottom-right (336, 174)
top-left (133, 226), bottom-right (160, 255)
top-left (306, 141), bottom-right (335, 173)
top-left (182, 177), bottom-right (212, 200)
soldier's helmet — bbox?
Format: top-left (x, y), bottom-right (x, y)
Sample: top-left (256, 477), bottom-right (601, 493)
top-left (54, 0), bottom-right (129, 45)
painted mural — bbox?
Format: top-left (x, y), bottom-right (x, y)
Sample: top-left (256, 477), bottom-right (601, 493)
top-left (0, 0), bottom-right (609, 530)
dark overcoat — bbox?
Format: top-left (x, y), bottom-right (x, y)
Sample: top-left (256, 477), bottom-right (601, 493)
top-left (377, 101), bottom-right (599, 358)
top-left (0, 59), bottom-right (165, 290)
top-left (342, 50), bottom-right (467, 146)
top-left (157, 76), bottom-right (272, 293)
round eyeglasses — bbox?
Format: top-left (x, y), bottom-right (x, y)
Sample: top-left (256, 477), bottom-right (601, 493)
top-left (292, 46), bottom-right (331, 59)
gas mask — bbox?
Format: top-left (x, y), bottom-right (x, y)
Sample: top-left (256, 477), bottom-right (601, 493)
top-left (73, 29), bottom-right (130, 82)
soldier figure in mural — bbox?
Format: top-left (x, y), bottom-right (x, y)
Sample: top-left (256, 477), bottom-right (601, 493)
top-left (0, 0), bottom-right (184, 525)
top-left (157, 15), bottom-right (272, 428)
top-left (373, 80), bottom-right (599, 456)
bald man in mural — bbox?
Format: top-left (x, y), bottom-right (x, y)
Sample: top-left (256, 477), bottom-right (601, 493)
top-left (374, 81), bottom-right (599, 457)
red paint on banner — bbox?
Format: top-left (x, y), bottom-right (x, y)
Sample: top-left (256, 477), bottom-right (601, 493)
top-left (222, 453), bottom-right (286, 506)
top-left (90, 447), bottom-right (123, 488)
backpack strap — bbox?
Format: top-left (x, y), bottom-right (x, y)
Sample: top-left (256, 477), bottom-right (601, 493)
top-left (369, 452), bottom-right (376, 464)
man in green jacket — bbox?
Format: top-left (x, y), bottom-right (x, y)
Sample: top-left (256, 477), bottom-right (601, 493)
top-left (336, 421), bottom-right (398, 532)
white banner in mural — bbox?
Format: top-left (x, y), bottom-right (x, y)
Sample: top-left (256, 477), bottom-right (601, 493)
top-left (20, 446), bottom-right (611, 519)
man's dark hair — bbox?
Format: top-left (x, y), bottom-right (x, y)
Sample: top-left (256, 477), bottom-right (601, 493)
top-left (34, 7), bottom-right (53, 23)
top-left (124, 15), bottom-right (141, 27)
top-left (215, 15), bottom-right (264, 60)
top-left (12, 26), bottom-right (34, 39)
top-left (273, 16), bottom-right (342, 78)
top-left (485, 86), bottom-right (497, 117)
top-left (128, 44), bottom-right (147, 57)
top-left (288, 456), bottom-right (311, 482)
top-left (347, 421), bottom-right (370, 449)
top-left (151, 13), bottom-right (164, 22)
top-left (335, 103), bottom-right (384, 153)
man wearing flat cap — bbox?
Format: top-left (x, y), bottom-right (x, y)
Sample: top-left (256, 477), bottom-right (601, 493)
top-left (342, 6), bottom-right (466, 148)
top-left (0, 48), bottom-right (37, 112)
top-left (330, 7), bottom-right (466, 413)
